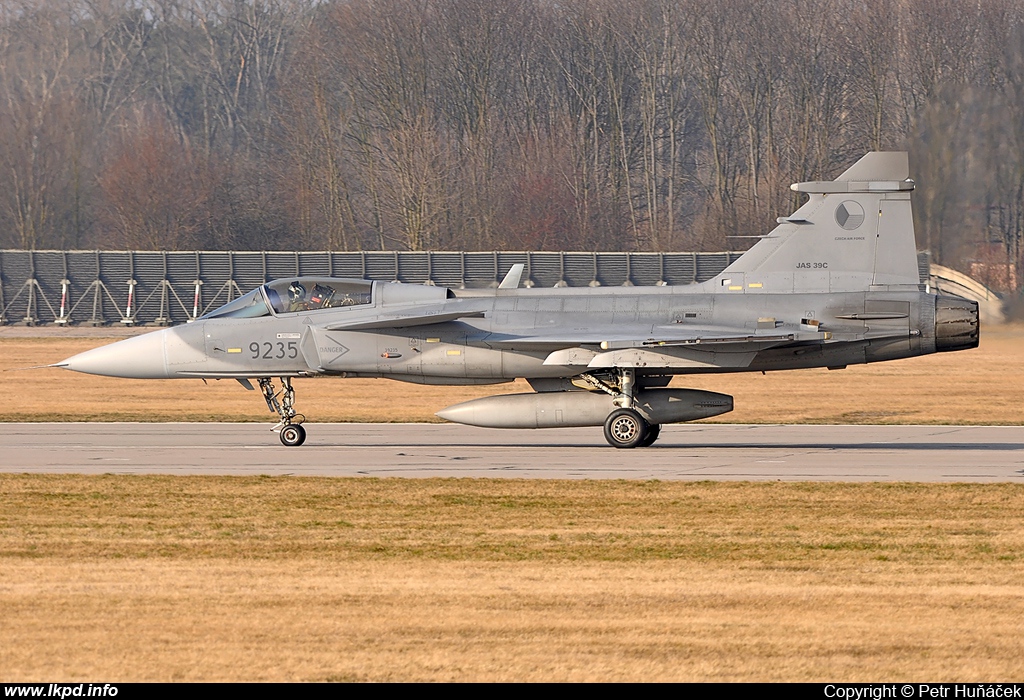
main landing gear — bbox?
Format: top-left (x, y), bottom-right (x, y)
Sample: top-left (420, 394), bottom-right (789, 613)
top-left (602, 407), bottom-right (661, 449)
top-left (258, 377), bottom-right (306, 447)
top-left (583, 369), bottom-right (662, 449)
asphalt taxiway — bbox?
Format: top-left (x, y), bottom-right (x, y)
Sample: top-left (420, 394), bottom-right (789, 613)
top-left (2, 423), bottom-right (1022, 481)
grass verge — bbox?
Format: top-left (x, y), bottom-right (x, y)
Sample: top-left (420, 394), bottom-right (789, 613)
top-left (2, 476), bottom-right (1023, 681)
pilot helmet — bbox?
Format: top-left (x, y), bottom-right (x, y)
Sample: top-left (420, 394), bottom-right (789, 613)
top-left (288, 282), bottom-right (306, 302)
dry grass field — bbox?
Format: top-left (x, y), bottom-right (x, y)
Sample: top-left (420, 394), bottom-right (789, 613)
top-left (2, 477), bottom-right (1023, 682)
top-left (1, 323), bottom-right (1023, 424)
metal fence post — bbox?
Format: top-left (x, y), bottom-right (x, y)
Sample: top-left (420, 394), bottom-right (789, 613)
top-left (55, 278), bottom-right (71, 325)
top-left (121, 278), bottom-right (137, 325)
top-left (191, 280), bottom-right (203, 321)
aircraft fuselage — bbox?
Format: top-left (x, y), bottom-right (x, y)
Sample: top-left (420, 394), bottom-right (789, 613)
top-left (64, 284), bottom-right (975, 383)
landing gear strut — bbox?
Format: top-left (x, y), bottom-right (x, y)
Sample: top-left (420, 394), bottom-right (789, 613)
top-left (583, 369), bottom-right (662, 449)
top-left (259, 377), bottom-right (306, 447)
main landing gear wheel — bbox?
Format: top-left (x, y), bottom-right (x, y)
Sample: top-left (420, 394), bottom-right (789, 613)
top-left (604, 408), bottom-right (650, 449)
top-left (638, 423), bottom-right (661, 447)
top-left (280, 423), bottom-right (306, 447)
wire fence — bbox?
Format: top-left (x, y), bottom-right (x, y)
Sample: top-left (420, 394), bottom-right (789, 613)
top-left (0, 249), bottom-right (930, 326)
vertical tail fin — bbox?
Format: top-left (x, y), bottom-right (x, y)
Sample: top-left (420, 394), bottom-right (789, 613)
top-left (716, 152), bottom-right (920, 293)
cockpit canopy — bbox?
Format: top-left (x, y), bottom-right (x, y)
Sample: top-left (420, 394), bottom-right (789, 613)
top-left (264, 278), bottom-right (372, 313)
top-left (201, 277), bottom-right (373, 320)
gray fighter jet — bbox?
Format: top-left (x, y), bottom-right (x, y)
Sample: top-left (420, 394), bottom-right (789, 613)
top-left (57, 152), bottom-right (979, 447)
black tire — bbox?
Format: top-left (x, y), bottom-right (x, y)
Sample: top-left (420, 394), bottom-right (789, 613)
top-left (603, 408), bottom-right (649, 449)
top-left (280, 423), bottom-right (306, 447)
top-left (638, 423), bottom-right (661, 447)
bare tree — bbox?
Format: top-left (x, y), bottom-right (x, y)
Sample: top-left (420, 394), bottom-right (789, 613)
top-left (97, 109), bottom-right (214, 249)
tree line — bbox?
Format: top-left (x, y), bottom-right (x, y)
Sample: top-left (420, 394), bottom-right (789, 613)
top-left (1, 0), bottom-right (1022, 293)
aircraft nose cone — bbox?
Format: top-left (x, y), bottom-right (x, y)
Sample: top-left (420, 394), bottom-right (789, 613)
top-left (58, 330), bottom-right (169, 379)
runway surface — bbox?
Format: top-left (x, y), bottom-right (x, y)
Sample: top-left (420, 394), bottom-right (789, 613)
top-left (2, 423), bottom-right (1023, 481)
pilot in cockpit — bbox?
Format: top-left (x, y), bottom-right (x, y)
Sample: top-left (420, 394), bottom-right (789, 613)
top-left (287, 282), bottom-right (309, 312)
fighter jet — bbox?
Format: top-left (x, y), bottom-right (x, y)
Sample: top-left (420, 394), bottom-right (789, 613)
top-left (56, 152), bottom-right (979, 447)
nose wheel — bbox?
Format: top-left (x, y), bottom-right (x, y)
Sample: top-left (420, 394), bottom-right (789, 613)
top-left (258, 377), bottom-right (307, 447)
top-left (279, 423), bottom-right (306, 447)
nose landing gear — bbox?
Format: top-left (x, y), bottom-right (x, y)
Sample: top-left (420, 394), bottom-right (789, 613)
top-left (258, 377), bottom-right (307, 447)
